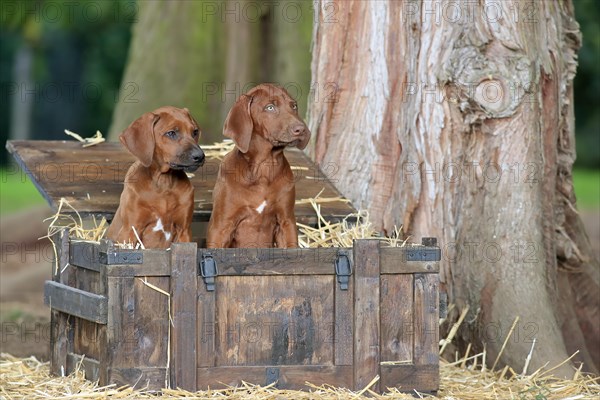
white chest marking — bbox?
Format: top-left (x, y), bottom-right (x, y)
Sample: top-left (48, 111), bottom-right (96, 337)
top-left (255, 200), bottom-right (267, 214)
top-left (152, 218), bottom-right (172, 241)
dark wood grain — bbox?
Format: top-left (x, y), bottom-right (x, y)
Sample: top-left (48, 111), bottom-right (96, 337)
top-left (413, 274), bottom-right (439, 367)
top-left (170, 243), bottom-right (198, 391)
top-left (106, 275), bottom-right (170, 388)
top-left (353, 240), bottom-right (381, 392)
top-left (6, 140), bottom-right (355, 223)
top-left (204, 247), bottom-right (340, 275)
top-left (380, 364), bottom-right (438, 393)
top-left (44, 281), bottom-right (107, 324)
top-left (380, 275), bottom-right (413, 364)
top-left (50, 230), bottom-right (73, 376)
top-left (197, 276), bottom-right (216, 368)
top-left (109, 367), bottom-right (168, 390)
top-left (380, 246), bottom-right (440, 274)
top-left (196, 365), bottom-right (353, 390)
top-left (212, 275), bottom-right (335, 367)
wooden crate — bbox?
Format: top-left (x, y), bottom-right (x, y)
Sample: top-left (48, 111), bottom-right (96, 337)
top-left (45, 231), bottom-right (440, 393)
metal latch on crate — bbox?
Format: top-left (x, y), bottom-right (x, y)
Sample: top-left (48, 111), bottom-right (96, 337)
top-left (200, 253), bottom-right (218, 291)
top-left (334, 251), bottom-right (352, 290)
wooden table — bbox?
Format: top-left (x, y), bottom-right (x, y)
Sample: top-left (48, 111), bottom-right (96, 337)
top-left (6, 140), bottom-right (355, 224)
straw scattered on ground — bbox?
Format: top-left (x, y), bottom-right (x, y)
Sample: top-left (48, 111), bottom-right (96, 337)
top-left (2, 352), bottom-right (598, 400)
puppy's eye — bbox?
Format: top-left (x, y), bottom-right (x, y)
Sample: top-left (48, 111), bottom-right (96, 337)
top-left (193, 129), bottom-right (199, 138)
top-left (291, 103), bottom-right (298, 110)
top-left (265, 104), bottom-right (276, 112)
top-left (164, 130), bottom-right (177, 139)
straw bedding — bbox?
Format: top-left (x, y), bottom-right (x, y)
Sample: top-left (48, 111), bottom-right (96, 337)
top-left (16, 138), bottom-right (598, 398)
top-left (1, 352), bottom-right (598, 399)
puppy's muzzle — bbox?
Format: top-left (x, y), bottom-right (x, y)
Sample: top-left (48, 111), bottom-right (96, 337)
top-left (171, 146), bottom-right (205, 172)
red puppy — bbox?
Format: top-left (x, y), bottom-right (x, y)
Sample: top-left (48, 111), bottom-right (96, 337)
top-left (106, 106), bottom-right (204, 248)
top-left (207, 84), bottom-right (310, 248)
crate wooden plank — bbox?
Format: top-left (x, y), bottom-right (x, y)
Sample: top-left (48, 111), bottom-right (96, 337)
top-left (109, 367), bottom-right (168, 390)
top-left (170, 243), bottom-right (197, 391)
top-left (379, 247), bottom-right (440, 274)
top-left (106, 277), bottom-right (170, 375)
top-left (204, 247), bottom-right (339, 275)
top-left (380, 364), bottom-right (438, 393)
top-left (197, 275), bottom-right (216, 368)
top-left (44, 281), bottom-right (107, 324)
top-left (380, 275), bottom-right (413, 364)
top-left (67, 353), bottom-right (100, 382)
top-left (413, 274), bottom-right (439, 366)
top-left (50, 230), bottom-right (73, 376)
top-left (73, 319), bottom-right (102, 360)
top-left (353, 240), bottom-right (381, 392)
top-left (212, 276), bottom-right (335, 367)
top-left (334, 267), bottom-right (353, 366)
top-left (196, 365), bottom-right (353, 390)
top-left (6, 140), bottom-right (355, 223)
top-left (70, 241), bottom-right (102, 272)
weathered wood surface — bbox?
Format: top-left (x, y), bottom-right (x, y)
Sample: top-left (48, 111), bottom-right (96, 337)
top-left (44, 281), bottom-right (108, 324)
top-left (67, 353), bottom-right (100, 382)
top-left (380, 275), bottom-right (413, 364)
top-left (196, 365), bottom-right (353, 390)
top-left (413, 274), bottom-right (439, 368)
top-left (49, 236), bottom-right (440, 393)
top-left (353, 240), bottom-right (381, 392)
top-left (170, 243), bottom-right (198, 391)
top-left (210, 276), bottom-right (335, 367)
top-left (50, 230), bottom-right (73, 376)
top-left (380, 364), bottom-right (439, 393)
top-left (6, 140), bottom-right (354, 223)
top-left (106, 276), bottom-right (170, 388)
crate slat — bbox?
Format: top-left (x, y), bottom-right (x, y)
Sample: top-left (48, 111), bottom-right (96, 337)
top-left (352, 240), bottom-right (381, 392)
top-left (196, 365), bottom-right (353, 390)
top-left (170, 243), bottom-right (198, 391)
top-left (44, 281), bottom-right (108, 324)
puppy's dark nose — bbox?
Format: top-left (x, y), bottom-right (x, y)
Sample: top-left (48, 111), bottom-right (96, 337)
top-left (192, 148), bottom-right (205, 165)
top-left (291, 124), bottom-right (306, 136)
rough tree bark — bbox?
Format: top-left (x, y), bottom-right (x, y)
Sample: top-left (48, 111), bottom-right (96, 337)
top-left (307, 0), bottom-right (598, 376)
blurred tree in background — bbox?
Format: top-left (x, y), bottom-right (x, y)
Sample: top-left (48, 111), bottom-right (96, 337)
top-left (573, 0), bottom-right (600, 168)
top-left (0, 0), bottom-right (597, 166)
top-left (108, 0), bottom-right (312, 143)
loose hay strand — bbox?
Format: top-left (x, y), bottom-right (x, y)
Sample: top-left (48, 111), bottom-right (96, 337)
top-left (2, 352), bottom-right (598, 399)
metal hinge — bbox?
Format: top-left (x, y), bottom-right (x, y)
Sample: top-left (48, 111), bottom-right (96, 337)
top-left (98, 250), bottom-right (143, 265)
top-left (335, 251), bottom-right (352, 290)
top-left (406, 237), bottom-right (441, 262)
top-left (200, 253), bottom-right (218, 292)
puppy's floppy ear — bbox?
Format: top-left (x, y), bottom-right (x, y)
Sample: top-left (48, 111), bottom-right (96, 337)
top-left (120, 112), bottom-right (159, 167)
top-left (223, 95), bottom-right (253, 153)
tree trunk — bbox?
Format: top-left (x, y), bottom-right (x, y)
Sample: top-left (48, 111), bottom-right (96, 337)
top-left (109, 0), bottom-right (312, 142)
top-left (108, 0), bottom-right (226, 141)
top-left (307, 0), bottom-right (598, 376)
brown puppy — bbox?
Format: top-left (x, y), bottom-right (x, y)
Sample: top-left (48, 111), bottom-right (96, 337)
top-left (207, 84), bottom-right (310, 248)
top-left (106, 106), bottom-right (204, 248)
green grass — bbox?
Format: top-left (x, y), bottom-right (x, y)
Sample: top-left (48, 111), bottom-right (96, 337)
top-left (573, 168), bottom-right (600, 209)
top-left (0, 167), bottom-right (46, 215)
